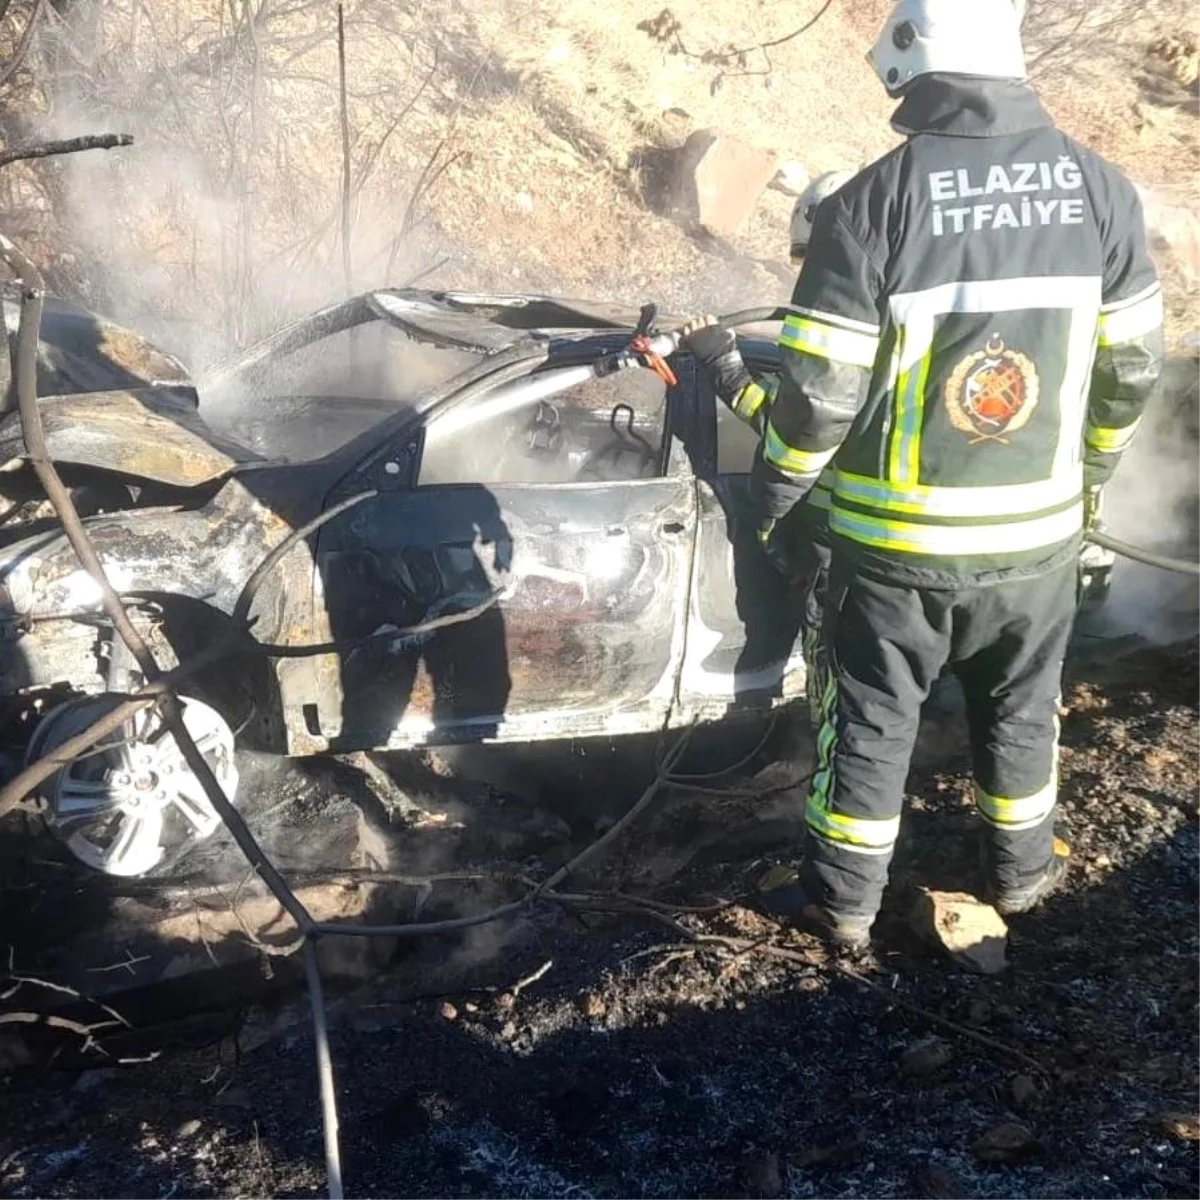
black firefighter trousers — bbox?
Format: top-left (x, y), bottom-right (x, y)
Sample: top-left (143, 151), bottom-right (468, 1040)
top-left (803, 554), bottom-right (1077, 924)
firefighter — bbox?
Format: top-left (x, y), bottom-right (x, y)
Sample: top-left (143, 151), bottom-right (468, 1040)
top-left (681, 170), bottom-right (854, 726)
top-left (749, 0), bottom-right (1164, 949)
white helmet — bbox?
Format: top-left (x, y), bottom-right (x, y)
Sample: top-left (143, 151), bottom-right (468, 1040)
top-left (868, 0), bottom-right (1027, 97)
top-left (789, 171), bottom-right (855, 262)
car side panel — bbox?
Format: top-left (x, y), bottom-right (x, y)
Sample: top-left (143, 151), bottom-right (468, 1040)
top-left (312, 477), bottom-right (696, 749)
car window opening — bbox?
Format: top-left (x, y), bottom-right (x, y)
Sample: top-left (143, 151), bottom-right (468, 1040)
top-left (418, 364), bottom-right (668, 487)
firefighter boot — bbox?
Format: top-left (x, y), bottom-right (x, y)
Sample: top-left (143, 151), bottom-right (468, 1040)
top-left (988, 836), bottom-right (1071, 916)
top-left (755, 863), bottom-right (874, 950)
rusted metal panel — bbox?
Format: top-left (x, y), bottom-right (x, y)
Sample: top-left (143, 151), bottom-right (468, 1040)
top-left (0, 389), bottom-right (261, 485)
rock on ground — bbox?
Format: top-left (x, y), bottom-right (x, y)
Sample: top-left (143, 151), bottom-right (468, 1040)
top-left (672, 130), bottom-right (778, 236)
top-left (911, 889), bottom-right (1009, 974)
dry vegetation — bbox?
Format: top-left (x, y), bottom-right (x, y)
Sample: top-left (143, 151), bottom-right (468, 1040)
top-left (0, 0), bottom-right (1193, 361)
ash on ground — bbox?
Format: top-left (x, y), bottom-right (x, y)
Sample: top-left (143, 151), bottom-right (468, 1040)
top-left (0, 643), bottom-right (1196, 1200)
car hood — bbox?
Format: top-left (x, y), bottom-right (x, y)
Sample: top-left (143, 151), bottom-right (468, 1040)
top-left (1, 294), bottom-right (194, 397)
top-left (0, 388), bottom-right (262, 486)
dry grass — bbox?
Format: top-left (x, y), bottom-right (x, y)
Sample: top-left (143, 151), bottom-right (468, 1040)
top-left (0, 0), bottom-right (1194, 352)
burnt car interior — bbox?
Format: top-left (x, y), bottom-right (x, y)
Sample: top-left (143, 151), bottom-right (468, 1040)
top-left (418, 368), bottom-right (668, 487)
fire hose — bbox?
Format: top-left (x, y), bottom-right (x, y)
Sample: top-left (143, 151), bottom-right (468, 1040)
top-left (637, 304), bottom-right (1200, 579)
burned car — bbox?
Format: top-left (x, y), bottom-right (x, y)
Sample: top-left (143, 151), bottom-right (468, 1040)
top-left (0, 289), bottom-right (807, 876)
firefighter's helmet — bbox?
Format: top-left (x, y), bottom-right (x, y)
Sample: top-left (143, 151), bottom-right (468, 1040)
top-left (789, 171), bottom-right (855, 263)
top-left (868, 0), bottom-right (1027, 97)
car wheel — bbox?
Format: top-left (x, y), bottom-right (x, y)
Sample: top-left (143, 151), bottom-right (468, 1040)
top-left (27, 693), bottom-right (239, 877)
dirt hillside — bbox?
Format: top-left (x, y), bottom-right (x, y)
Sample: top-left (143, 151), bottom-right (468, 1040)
top-left (0, 0), bottom-right (1194, 354)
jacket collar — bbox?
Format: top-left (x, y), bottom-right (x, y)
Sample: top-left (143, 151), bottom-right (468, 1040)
top-left (891, 75), bottom-right (1052, 138)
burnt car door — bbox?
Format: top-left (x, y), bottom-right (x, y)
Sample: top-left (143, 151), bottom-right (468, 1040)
top-left (312, 355), bottom-right (696, 749)
top-left (675, 340), bottom-right (807, 722)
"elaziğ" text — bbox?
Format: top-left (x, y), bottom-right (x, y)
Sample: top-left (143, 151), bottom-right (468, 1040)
top-left (928, 156), bottom-right (1085, 237)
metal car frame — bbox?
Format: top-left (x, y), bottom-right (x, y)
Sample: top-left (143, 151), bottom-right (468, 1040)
top-left (0, 289), bottom-right (806, 761)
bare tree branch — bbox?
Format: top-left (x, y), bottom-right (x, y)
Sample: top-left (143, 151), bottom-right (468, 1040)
top-left (0, 0), bottom-right (46, 92)
top-left (336, 2), bottom-right (353, 299)
top-left (0, 133), bottom-right (132, 168)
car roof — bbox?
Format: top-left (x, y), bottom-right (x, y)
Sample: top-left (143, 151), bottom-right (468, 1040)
top-left (200, 289), bottom-right (693, 394)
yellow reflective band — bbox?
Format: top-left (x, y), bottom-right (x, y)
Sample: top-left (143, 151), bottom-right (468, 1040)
top-left (830, 502), bottom-right (1083, 556)
top-left (1085, 419), bottom-right (1141, 454)
top-left (787, 304), bottom-right (881, 337)
top-left (889, 339), bottom-right (932, 486)
top-left (764, 424), bottom-right (839, 478)
top-left (780, 314), bottom-right (879, 369)
top-left (817, 719), bottom-right (836, 762)
top-left (734, 381), bottom-right (769, 422)
top-left (974, 778), bottom-right (1057, 831)
top-left (1097, 285), bottom-right (1163, 347)
top-left (805, 797), bottom-right (900, 854)
top-left (835, 469), bottom-right (1082, 519)
top-left (808, 668), bottom-right (840, 807)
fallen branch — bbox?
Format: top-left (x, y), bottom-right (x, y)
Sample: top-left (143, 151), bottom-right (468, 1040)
top-left (509, 959), bottom-right (553, 999)
top-left (0, 1011), bottom-right (120, 1055)
top-left (313, 898), bottom-right (530, 940)
top-left (0, 133), bottom-right (133, 169)
top-left (2, 239), bottom-right (311, 936)
top-left (304, 941), bottom-right (343, 1200)
top-left (2, 973), bottom-right (130, 1029)
top-left (674, 930), bottom-right (1052, 1078)
top-left (0, 969), bottom-right (133, 1058)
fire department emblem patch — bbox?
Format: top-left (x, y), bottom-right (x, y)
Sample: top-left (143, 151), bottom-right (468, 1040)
top-left (944, 334), bottom-right (1039, 444)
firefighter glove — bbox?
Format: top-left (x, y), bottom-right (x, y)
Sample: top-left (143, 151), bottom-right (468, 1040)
top-left (680, 316), bottom-right (751, 401)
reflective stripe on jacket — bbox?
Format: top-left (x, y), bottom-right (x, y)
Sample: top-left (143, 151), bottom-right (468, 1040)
top-left (752, 75), bottom-right (1164, 588)
top-left (726, 374), bottom-right (835, 541)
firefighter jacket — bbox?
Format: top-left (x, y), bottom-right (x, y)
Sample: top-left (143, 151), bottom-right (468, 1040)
top-left (752, 75), bottom-right (1165, 589)
top-left (723, 373), bottom-right (835, 546)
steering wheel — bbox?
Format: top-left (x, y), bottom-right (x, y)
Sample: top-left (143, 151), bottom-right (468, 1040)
top-left (576, 404), bottom-right (658, 481)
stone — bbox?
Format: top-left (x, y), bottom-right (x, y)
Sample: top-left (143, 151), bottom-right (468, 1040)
top-left (174, 1119), bottom-right (202, 1139)
top-left (439, 1001), bottom-right (459, 1022)
top-left (580, 991), bottom-right (607, 1020)
top-left (672, 129), bottom-right (778, 235)
top-left (971, 1122), bottom-right (1039, 1164)
top-left (901, 1036), bottom-right (955, 1078)
top-left (913, 1162), bottom-right (973, 1199)
top-left (1147, 33), bottom-right (1199, 88)
top-left (1010, 1073), bottom-right (1039, 1107)
top-left (1157, 1111), bottom-right (1200, 1141)
top-left (911, 889), bottom-right (1009, 974)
